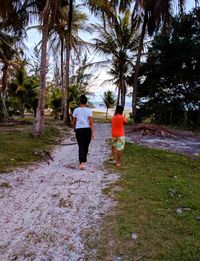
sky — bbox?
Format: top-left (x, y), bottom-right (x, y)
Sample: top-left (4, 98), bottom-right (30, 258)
top-left (25, 1), bottom-right (197, 102)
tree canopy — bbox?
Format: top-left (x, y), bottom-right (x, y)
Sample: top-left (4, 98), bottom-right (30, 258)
top-left (139, 9), bottom-right (200, 127)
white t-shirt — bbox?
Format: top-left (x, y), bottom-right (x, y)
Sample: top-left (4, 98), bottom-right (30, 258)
top-left (73, 107), bottom-right (93, 129)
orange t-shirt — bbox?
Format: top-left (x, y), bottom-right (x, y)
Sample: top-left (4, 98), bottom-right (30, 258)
top-left (111, 114), bottom-right (127, 137)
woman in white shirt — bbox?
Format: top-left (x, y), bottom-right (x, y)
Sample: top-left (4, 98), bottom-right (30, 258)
top-left (72, 95), bottom-right (94, 170)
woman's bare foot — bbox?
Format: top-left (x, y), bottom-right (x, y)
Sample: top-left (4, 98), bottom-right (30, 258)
top-left (80, 162), bottom-right (86, 170)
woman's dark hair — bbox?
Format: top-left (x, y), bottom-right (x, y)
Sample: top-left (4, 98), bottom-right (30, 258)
top-left (80, 95), bottom-right (87, 105)
top-left (115, 105), bottom-right (124, 114)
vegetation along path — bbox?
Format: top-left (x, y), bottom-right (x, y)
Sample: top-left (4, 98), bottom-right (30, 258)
top-left (0, 123), bottom-right (117, 260)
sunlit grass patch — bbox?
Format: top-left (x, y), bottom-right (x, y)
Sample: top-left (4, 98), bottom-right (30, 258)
top-left (94, 118), bottom-right (111, 123)
top-left (98, 143), bottom-right (200, 260)
top-left (93, 110), bottom-right (110, 117)
top-left (92, 110), bottom-right (112, 123)
top-left (93, 111), bottom-right (106, 115)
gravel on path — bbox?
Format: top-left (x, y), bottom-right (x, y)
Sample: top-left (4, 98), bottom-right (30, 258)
top-left (0, 123), bottom-right (117, 261)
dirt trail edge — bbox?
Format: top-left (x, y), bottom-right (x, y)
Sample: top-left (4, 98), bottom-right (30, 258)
top-left (0, 123), bottom-right (117, 261)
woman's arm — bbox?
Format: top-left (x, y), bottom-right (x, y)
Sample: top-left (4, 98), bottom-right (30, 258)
top-left (72, 117), bottom-right (77, 131)
top-left (89, 116), bottom-right (94, 140)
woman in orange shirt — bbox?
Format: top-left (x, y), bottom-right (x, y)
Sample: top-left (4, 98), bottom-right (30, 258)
top-left (111, 105), bottom-right (127, 167)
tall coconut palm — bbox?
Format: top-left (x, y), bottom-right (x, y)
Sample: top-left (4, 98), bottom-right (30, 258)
top-left (131, 0), bottom-right (187, 122)
top-left (30, 1), bottom-right (51, 135)
top-left (60, 36), bottom-right (65, 120)
top-left (28, 0), bottom-right (68, 136)
top-left (64, 0), bottom-right (73, 125)
top-left (49, 3), bottom-right (90, 123)
top-left (92, 10), bottom-right (138, 107)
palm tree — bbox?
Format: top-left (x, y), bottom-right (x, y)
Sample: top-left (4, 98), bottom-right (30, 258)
top-left (28, 0), bottom-right (68, 136)
top-left (86, 0), bottom-right (115, 22)
top-left (9, 63), bottom-right (39, 118)
top-left (48, 2), bottom-right (90, 125)
top-left (61, 0), bottom-right (73, 125)
top-left (92, 10), bottom-right (138, 107)
top-left (103, 90), bottom-right (115, 118)
top-left (0, 0), bottom-right (28, 122)
top-left (0, 29), bottom-right (20, 121)
top-left (0, 0), bottom-right (28, 34)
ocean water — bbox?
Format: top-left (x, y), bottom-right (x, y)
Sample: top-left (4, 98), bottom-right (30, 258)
top-left (92, 101), bottom-right (132, 110)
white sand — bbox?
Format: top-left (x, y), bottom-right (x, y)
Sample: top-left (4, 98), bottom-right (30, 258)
top-left (0, 123), bottom-right (117, 260)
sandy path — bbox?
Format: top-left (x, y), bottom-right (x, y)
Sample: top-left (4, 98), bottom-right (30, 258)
top-left (126, 130), bottom-right (200, 156)
top-left (0, 123), bottom-right (117, 261)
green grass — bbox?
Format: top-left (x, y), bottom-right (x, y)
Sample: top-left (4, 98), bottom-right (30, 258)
top-left (92, 110), bottom-right (131, 123)
top-left (94, 118), bottom-right (111, 123)
top-left (97, 143), bottom-right (200, 260)
top-left (93, 111), bottom-right (107, 115)
top-left (0, 118), bottom-right (68, 173)
top-left (92, 111), bottom-right (111, 123)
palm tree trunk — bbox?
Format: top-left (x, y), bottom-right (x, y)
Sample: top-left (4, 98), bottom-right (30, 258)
top-left (120, 89), bottom-right (123, 106)
top-left (1, 94), bottom-right (9, 120)
top-left (117, 86), bottom-right (120, 106)
top-left (1, 64), bottom-right (9, 120)
top-left (122, 73), bottom-right (126, 107)
top-left (122, 86), bottom-right (126, 107)
top-left (60, 38), bottom-right (65, 120)
top-left (120, 76), bottom-right (123, 106)
top-left (64, 41), bottom-right (71, 125)
top-left (120, 70), bottom-right (126, 107)
top-left (132, 11), bottom-right (147, 123)
top-left (64, 0), bottom-right (73, 125)
top-left (62, 50), bottom-right (67, 123)
top-left (106, 108), bottom-right (108, 119)
top-left (30, 20), bottom-right (49, 136)
top-left (20, 102), bottom-right (25, 118)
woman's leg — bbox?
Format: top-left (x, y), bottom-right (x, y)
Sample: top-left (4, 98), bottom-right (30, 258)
top-left (76, 128), bottom-right (91, 164)
top-left (76, 129), bottom-right (85, 164)
top-left (83, 128), bottom-right (91, 163)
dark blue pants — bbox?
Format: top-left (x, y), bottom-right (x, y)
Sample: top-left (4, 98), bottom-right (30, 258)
top-left (75, 128), bottom-right (91, 163)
